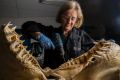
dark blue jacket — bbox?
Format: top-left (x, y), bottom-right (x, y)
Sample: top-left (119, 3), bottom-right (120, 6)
top-left (37, 23), bottom-right (95, 69)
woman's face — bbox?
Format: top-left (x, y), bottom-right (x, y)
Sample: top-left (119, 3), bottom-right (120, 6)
top-left (61, 9), bottom-right (77, 32)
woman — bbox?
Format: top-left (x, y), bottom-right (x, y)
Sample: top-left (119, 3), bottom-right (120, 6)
top-left (21, 1), bottom-right (95, 69)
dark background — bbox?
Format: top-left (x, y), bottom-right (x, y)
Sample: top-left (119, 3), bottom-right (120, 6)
top-left (78, 0), bottom-right (120, 44)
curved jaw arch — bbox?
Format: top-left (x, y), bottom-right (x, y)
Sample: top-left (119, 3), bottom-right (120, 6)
top-left (0, 22), bottom-right (47, 80)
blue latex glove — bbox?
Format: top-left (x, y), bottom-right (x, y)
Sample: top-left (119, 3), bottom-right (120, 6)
top-left (36, 33), bottom-right (55, 49)
top-left (53, 33), bottom-right (64, 55)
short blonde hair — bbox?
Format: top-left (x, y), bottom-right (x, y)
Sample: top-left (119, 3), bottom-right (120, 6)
top-left (56, 1), bottom-right (83, 28)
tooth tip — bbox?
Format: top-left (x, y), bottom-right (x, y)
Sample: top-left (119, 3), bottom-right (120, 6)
top-left (7, 21), bottom-right (13, 26)
top-left (12, 26), bottom-right (16, 30)
top-left (7, 21), bottom-right (11, 25)
top-left (19, 35), bottom-right (22, 38)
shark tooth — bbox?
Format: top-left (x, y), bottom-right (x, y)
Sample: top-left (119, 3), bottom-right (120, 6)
top-left (4, 22), bottom-right (13, 34)
top-left (20, 40), bottom-right (25, 43)
top-left (19, 34), bottom-right (22, 38)
top-left (24, 46), bottom-right (28, 49)
top-left (11, 26), bottom-right (16, 31)
top-left (93, 41), bottom-right (98, 44)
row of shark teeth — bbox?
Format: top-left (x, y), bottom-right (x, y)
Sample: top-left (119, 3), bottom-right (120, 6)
top-left (2, 22), bottom-right (47, 80)
top-left (5, 22), bottom-right (41, 68)
top-left (73, 42), bottom-right (120, 80)
top-left (57, 40), bottom-right (112, 70)
top-left (45, 40), bottom-right (120, 80)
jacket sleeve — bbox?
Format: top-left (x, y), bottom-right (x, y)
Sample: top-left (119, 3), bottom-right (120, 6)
top-left (35, 23), bottom-right (55, 49)
top-left (81, 30), bottom-right (95, 52)
top-left (36, 33), bottom-right (55, 50)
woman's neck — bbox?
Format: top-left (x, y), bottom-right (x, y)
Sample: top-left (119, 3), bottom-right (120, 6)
top-left (63, 30), bottom-right (71, 38)
top-left (61, 26), bottom-right (72, 38)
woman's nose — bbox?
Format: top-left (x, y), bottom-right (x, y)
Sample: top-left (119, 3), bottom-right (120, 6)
top-left (66, 18), bottom-right (72, 24)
